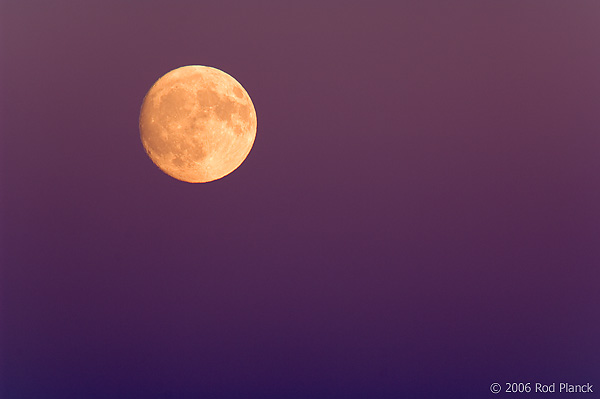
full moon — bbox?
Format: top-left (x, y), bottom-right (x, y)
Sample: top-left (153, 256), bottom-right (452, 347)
top-left (139, 65), bottom-right (257, 183)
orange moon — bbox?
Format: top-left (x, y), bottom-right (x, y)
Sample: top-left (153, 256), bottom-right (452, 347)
top-left (139, 65), bottom-right (257, 183)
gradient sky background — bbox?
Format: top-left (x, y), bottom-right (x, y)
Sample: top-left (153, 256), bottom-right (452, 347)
top-left (1, 1), bottom-right (599, 398)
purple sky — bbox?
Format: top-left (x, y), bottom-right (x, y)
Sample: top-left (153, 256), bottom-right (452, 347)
top-left (1, 1), bottom-right (599, 398)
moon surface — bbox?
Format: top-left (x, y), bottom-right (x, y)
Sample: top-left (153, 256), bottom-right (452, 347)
top-left (139, 65), bottom-right (257, 183)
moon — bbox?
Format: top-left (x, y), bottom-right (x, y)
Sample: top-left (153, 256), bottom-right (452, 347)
top-left (139, 65), bottom-right (257, 183)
